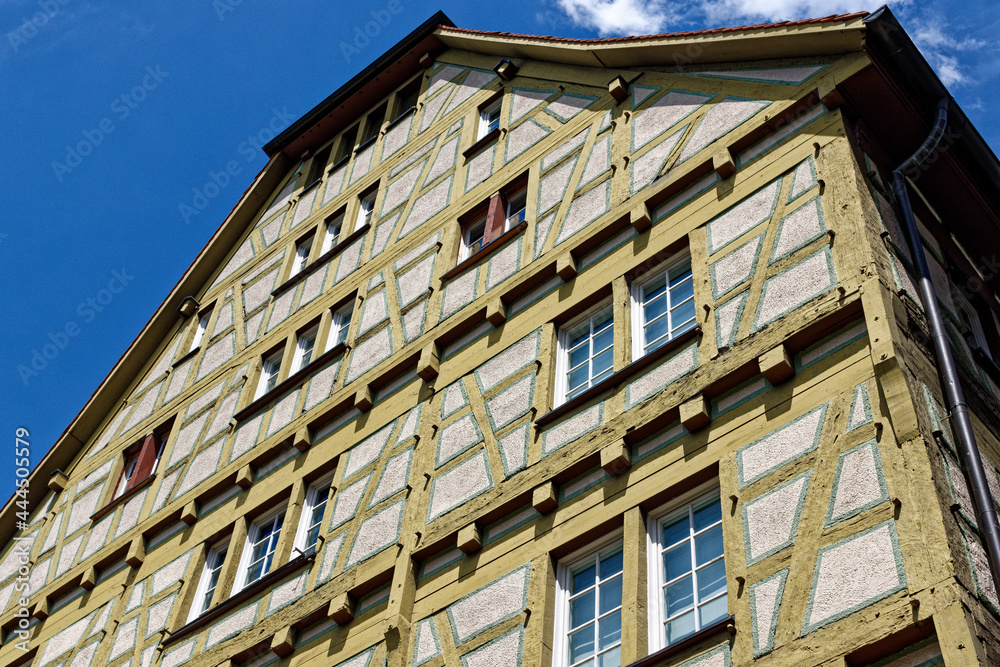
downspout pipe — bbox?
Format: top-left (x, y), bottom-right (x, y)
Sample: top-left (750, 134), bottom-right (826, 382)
top-left (892, 97), bottom-right (1000, 592)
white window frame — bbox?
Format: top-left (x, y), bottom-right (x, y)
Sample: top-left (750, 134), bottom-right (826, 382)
top-left (459, 215), bottom-right (488, 262)
top-left (326, 304), bottom-right (353, 352)
top-left (322, 213), bottom-right (345, 253)
top-left (630, 254), bottom-right (695, 362)
top-left (293, 474), bottom-right (333, 554)
top-left (292, 325), bottom-right (319, 374)
top-left (255, 350), bottom-right (283, 400)
top-left (188, 539), bottom-right (229, 621)
top-left (189, 309), bottom-right (212, 352)
top-left (112, 452), bottom-right (140, 500)
top-left (290, 237), bottom-right (313, 278)
top-left (553, 530), bottom-right (625, 667)
top-left (555, 301), bottom-right (615, 406)
top-left (356, 191), bottom-right (377, 231)
top-left (504, 187), bottom-right (527, 231)
top-left (235, 508), bottom-right (285, 593)
top-left (478, 99), bottom-right (502, 139)
top-left (646, 483), bottom-right (726, 653)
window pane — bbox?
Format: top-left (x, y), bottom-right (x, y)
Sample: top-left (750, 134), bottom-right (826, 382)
top-left (662, 516), bottom-right (690, 547)
top-left (598, 577), bottom-right (622, 616)
top-left (592, 307), bottom-right (613, 331)
top-left (644, 273), bottom-right (667, 299)
top-left (572, 562), bottom-right (597, 593)
top-left (693, 500), bottom-right (721, 532)
top-left (570, 590), bottom-right (595, 628)
top-left (697, 560), bottom-right (727, 600)
top-left (662, 543), bottom-right (691, 582)
top-left (568, 367), bottom-right (591, 394)
top-left (246, 559), bottom-right (263, 584)
top-left (598, 647), bottom-right (621, 667)
top-left (567, 322), bottom-right (592, 347)
top-left (592, 326), bottom-right (613, 354)
top-left (592, 349), bottom-right (613, 378)
top-left (665, 611), bottom-right (695, 645)
top-left (668, 272), bottom-right (693, 302)
top-left (568, 626), bottom-right (595, 664)
top-left (698, 594), bottom-right (728, 627)
top-left (598, 611), bottom-right (621, 649)
top-left (643, 293), bottom-right (668, 323)
top-left (670, 299), bottom-right (696, 332)
top-left (695, 526), bottom-right (724, 566)
top-left (644, 317), bottom-right (671, 350)
top-left (599, 550), bottom-right (623, 578)
top-left (569, 343), bottom-right (591, 370)
top-left (665, 576), bottom-right (694, 616)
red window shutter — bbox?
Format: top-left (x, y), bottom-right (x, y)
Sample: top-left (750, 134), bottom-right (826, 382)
top-left (482, 193), bottom-right (507, 245)
top-left (126, 433), bottom-right (160, 491)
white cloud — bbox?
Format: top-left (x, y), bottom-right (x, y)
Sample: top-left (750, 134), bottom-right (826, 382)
top-left (553, 0), bottom-right (675, 36)
top-left (699, 0), bottom-right (874, 24)
top-left (910, 18), bottom-right (996, 89)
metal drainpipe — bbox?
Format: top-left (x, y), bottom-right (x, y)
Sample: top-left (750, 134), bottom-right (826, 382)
top-left (893, 97), bottom-right (1000, 592)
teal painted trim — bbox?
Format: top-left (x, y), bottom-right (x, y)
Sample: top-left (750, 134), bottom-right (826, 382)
top-left (633, 422), bottom-right (686, 462)
top-left (427, 449), bottom-right (495, 522)
top-left (315, 531), bottom-right (347, 586)
top-left (422, 135), bottom-right (461, 189)
top-left (367, 447), bottom-right (414, 509)
top-left (749, 568), bottom-right (789, 658)
top-left (543, 92), bottom-right (598, 124)
top-left (342, 421), bottom-right (396, 482)
top-left (241, 265), bottom-right (280, 316)
top-left (795, 320), bottom-right (867, 371)
top-left (510, 275), bottom-right (562, 315)
top-left (736, 105), bottom-right (827, 169)
top-left (715, 290), bottom-right (749, 350)
top-left (264, 387), bottom-right (304, 438)
top-left (554, 178), bottom-right (612, 246)
top-left (536, 155), bottom-right (580, 217)
top-left (378, 157), bottom-right (429, 219)
top-left (333, 645), bottom-right (376, 667)
top-left (631, 85), bottom-right (660, 110)
top-left (485, 236), bottom-right (523, 292)
top-left (49, 585), bottom-right (86, 615)
top-left (533, 212), bottom-right (557, 260)
top-left (265, 572), bottom-right (308, 615)
top-left (542, 403), bottom-right (604, 456)
top-left (441, 321), bottom-right (492, 361)
top-left (677, 95), bottom-right (770, 164)
top-left (484, 504), bottom-right (539, 545)
top-left (256, 447), bottom-right (300, 482)
top-left (869, 637), bottom-right (943, 667)
top-left (392, 231), bottom-right (442, 273)
top-left (344, 498), bottom-right (406, 570)
top-left (418, 547), bottom-right (464, 580)
top-left (678, 644), bottom-right (731, 667)
top-left (447, 565), bottom-right (531, 644)
top-left (846, 382), bottom-right (873, 432)
top-left (624, 342), bottom-right (699, 410)
top-left (395, 404), bottom-right (422, 446)
top-left (399, 175), bottom-right (455, 240)
top-left (380, 113), bottom-right (414, 163)
top-left (344, 323), bottom-right (396, 386)
top-left (736, 403), bottom-right (827, 488)
top-left (630, 124), bottom-right (688, 195)
top-left (358, 289), bottom-right (390, 337)
top-left (630, 89), bottom-right (711, 152)
top-left (484, 374), bottom-right (536, 433)
top-left (824, 439), bottom-right (889, 527)
top-left (598, 109), bottom-right (613, 133)
top-left (147, 521), bottom-right (186, 551)
top-left (472, 329), bottom-right (543, 395)
top-left (332, 235), bottom-right (369, 285)
top-left (712, 376), bottom-right (769, 418)
top-left (580, 227), bottom-right (637, 270)
top-left (413, 617), bottom-right (443, 666)
top-left (497, 422), bottom-right (531, 478)
top-left (655, 172), bottom-right (722, 222)
top-left (958, 523), bottom-right (1000, 618)
top-left (922, 383), bottom-right (956, 455)
top-left (693, 64), bottom-right (827, 86)
top-left (328, 473), bottom-right (372, 531)
top-left (303, 359), bottom-right (342, 412)
top-left (441, 380), bottom-right (470, 421)
top-left (199, 485), bottom-right (242, 519)
top-left (439, 265), bottom-right (481, 322)
top-left (787, 156), bottom-right (818, 204)
top-left (464, 142), bottom-right (496, 193)
top-left (752, 246), bottom-right (837, 331)
top-left (507, 87), bottom-right (557, 126)
top-left (801, 520), bottom-right (907, 635)
top-left (558, 467), bottom-right (610, 504)
top-left (741, 470), bottom-right (811, 566)
top-left (160, 639), bottom-right (198, 667)
top-left (768, 196), bottom-right (826, 264)
top-left (435, 412), bottom-right (485, 469)
top-left (460, 626), bottom-right (525, 667)
top-left (709, 233), bottom-right (765, 301)
top-left (205, 599), bottom-right (262, 648)
top-left (503, 118), bottom-right (551, 164)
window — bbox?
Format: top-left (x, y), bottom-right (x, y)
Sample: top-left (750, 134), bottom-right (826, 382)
top-left (292, 325), bottom-right (318, 373)
top-left (956, 292), bottom-right (993, 360)
top-left (647, 492), bottom-right (726, 650)
top-left (112, 432), bottom-right (164, 500)
top-left (359, 103), bottom-right (386, 146)
top-left (290, 236), bottom-right (313, 278)
top-left (113, 450), bottom-right (141, 500)
top-left (478, 98), bottom-right (502, 139)
top-left (460, 215), bottom-right (487, 261)
top-left (356, 190), bottom-right (377, 231)
top-left (189, 541), bottom-right (228, 621)
top-left (321, 212), bottom-right (345, 253)
top-left (327, 304), bottom-right (352, 351)
top-left (189, 308), bottom-right (212, 352)
top-left (334, 125), bottom-right (358, 164)
top-left (255, 350), bottom-right (283, 400)
top-left (632, 258), bottom-right (695, 360)
top-left (558, 303), bottom-right (614, 405)
top-left (393, 78), bottom-right (421, 122)
top-left (305, 144), bottom-right (332, 185)
top-left (237, 509), bottom-right (285, 591)
top-left (505, 187), bottom-right (527, 230)
top-left (555, 539), bottom-right (624, 667)
top-left (294, 477), bottom-right (332, 553)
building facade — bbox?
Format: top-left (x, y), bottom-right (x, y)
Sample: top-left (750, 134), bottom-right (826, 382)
top-left (5, 8), bottom-right (1000, 667)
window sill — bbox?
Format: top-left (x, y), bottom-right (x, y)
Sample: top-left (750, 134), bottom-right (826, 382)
top-left (462, 128), bottom-right (500, 158)
top-left (161, 548), bottom-right (315, 647)
top-left (271, 223), bottom-right (371, 299)
top-left (172, 347), bottom-right (200, 369)
top-left (355, 135), bottom-right (377, 153)
top-left (386, 107), bottom-right (416, 131)
top-left (234, 343), bottom-right (347, 423)
top-left (327, 155), bottom-right (350, 174)
top-left (300, 178), bottom-right (322, 195)
top-left (625, 615), bottom-right (733, 667)
top-left (90, 474), bottom-right (156, 523)
top-left (536, 325), bottom-right (701, 429)
top-left (440, 221), bottom-right (527, 283)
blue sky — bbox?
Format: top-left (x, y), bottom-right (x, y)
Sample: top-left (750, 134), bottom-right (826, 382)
top-left (1, 0), bottom-right (997, 504)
